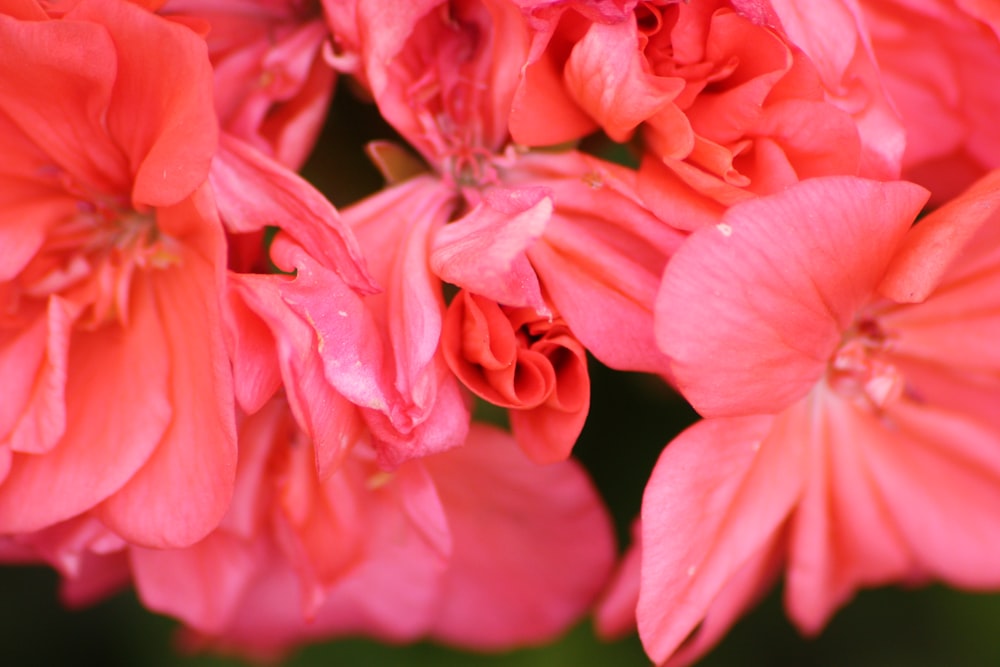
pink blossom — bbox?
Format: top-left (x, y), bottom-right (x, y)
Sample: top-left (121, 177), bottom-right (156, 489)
top-left (292, 0), bottom-right (682, 464)
top-left (126, 398), bottom-right (615, 657)
top-left (0, 0), bottom-right (235, 547)
top-left (629, 173), bottom-right (1000, 663)
top-left (512, 0), bottom-right (903, 227)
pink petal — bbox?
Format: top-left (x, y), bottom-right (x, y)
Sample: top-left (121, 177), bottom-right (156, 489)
top-left (67, 0), bottom-right (218, 207)
top-left (784, 391), bottom-right (916, 633)
top-left (767, 0), bottom-right (858, 91)
top-left (211, 134), bottom-right (375, 293)
top-left (594, 519), bottom-right (642, 639)
top-left (99, 199), bottom-right (236, 548)
top-left (424, 422), bottom-right (615, 649)
top-left (431, 187), bottom-right (551, 313)
top-left (657, 176), bottom-right (928, 417)
top-left (668, 531), bottom-right (784, 667)
top-left (345, 178), bottom-right (471, 465)
top-left (0, 12), bottom-right (130, 194)
top-left (638, 414), bottom-right (803, 664)
top-left (132, 531), bottom-right (259, 634)
top-left (509, 46), bottom-right (598, 146)
top-left (864, 399), bottom-right (1000, 588)
top-left (0, 280), bottom-right (171, 532)
top-left (564, 19), bottom-right (684, 142)
top-left (4, 297), bottom-right (76, 456)
top-left (879, 168), bottom-right (1000, 303)
top-left (519, 152), bottom-right (683, 376)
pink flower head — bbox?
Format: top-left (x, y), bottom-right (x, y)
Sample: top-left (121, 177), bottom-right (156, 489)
top-left (629, 172), bottom-right (1000, 664)
top-left (512, 0), bottom-right (903, 228)
top-left (0, 0), bottom-right (236, 547)
top-left (127, 397), bottom-right (615, 658)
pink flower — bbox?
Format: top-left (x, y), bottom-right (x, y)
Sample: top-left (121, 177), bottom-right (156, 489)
top-left (287, 0), bottom-right (682, 465)
top-left (512, 0), bottom-right (903, 227)
top-left (0, 0), bottom-right (235, 547)
top-left (627, 173), bottom-right (1000, 664)
top-left (126, 397), bottom-right (615, 658)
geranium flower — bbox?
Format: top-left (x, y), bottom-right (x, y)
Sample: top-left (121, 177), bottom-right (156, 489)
top-left (0, 0), bottom-right (235, 547)
top-left (628, 173), bottom-right (1000, 664)
top-left (126, 397), bottom-right (615, 658)
top-left (512, 0), bottom-right (903, 228)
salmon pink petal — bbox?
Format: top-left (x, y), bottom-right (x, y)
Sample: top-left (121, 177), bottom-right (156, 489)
top-left (864, 400), bottom-right (1000, 588)
top-left (0, 12), bottom-right (129, 194)
top-left (345, 178), bottom-right (470, 465)
top-left (0, 170), bottom-right (81, 282)
top-left (424, 423), bottom-right (615, 649)
top-left (4, 297), bottom-right (76, 456)
top-left (637, 156), bottom-right (727, 230)
top-left (564, 19), bottom-right (684, 142)
top-left (749, 98), bottom-right (862, 182)
top-left (99, 210), bottom-right (236, 548)
top-left (211, 134), bottom-right (375, 293)
top-left (508, 330), bottom-right (589, 463)
top-left (594, 520), bottom-right (641, 639)
top-left (520, 153), bottom-right (683, 376)
top-left (430, 187), bottom-right (550, 313)
top-left (657, 177), bottom-right (928, 417)
top-left (880, 204), bottom-right (1000, 379)
top-left (784, 393), bottom-right (915, 633)
top-left (228, 253), bottom-right (382, 477)
top-left (669, 531), bottom-right (785, 667)
top-left (879, 169), bottom-right (1000, 303)
top-left (0, 279), bottom-right (171, 532)
top-left (222, 277), bottom-right (283, 415)
top-left (767, 0), bottom-right (858, 90)
top-left (264, 236), bottom-right (390, 415)
top-left (60, 548), bottom-right (131, 608)
top-left (66, 0), bottom-right (218, 207)
top-left (131, 532), bottom-right (259, 634)
top-left (638, 414), bottom-right (803, 664)
top-left (509, 47), bottom-right (598, 146)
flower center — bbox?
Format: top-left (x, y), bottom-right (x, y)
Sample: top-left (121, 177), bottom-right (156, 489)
top-left (826, 316), bottom-right (903, 409)
top-left (19, 195), bottom-right (180, 328)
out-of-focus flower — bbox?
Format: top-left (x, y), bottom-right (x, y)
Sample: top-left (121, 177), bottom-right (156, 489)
top-left (0, 0), bottom-right (235, 548)
top-left (860, 0), bottom-right (1000, 201)
top-left (126, 398), bottom-right (616, 658)
top-left (625, 173), bottom-right (1000, 664)
top-left (161, 0), bottom-right (336, 169)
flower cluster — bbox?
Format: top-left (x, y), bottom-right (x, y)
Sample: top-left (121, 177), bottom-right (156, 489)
top-left (2, 0), bottom-right (1000, 664)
